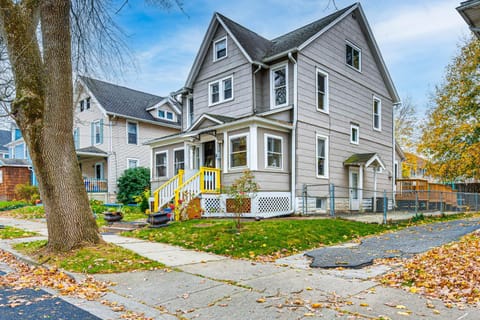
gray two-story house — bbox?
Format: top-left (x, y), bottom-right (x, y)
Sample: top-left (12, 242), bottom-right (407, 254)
top-left (147, 3), bottom-right (400, 217)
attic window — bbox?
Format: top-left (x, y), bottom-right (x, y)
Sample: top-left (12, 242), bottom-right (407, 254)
top-left (346, 42), bottom-right (361, 71)
top-left (158, 110), bottom-right (174, 121)
top-left (213, 37), bottom-right (227, 61)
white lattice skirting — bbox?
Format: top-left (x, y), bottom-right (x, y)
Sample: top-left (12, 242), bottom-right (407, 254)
top-left (201, 192), bottom-right (292, 218)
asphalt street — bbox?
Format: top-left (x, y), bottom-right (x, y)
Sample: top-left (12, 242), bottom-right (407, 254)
top-left (306, 218), bottom-right (480, 268)
top-left (0, 271), bottom-right (100, 320)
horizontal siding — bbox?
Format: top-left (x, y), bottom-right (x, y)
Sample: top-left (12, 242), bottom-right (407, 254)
top-left (295, 121), bottom-right (393, 196)
top-left (222, 171), bottom-right (290, 192)
top-left (193, 24), bottom-right (253, 119)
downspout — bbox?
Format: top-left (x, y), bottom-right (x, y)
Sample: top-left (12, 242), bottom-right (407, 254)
top-left (252, 64), bottom-right (262, 114)
top-left (288, 52), bottom-right (298, 214)
top-left (392, 101), bottom-right (401, 203)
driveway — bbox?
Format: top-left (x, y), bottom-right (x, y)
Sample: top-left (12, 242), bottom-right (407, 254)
top-left (306, 218), bottom-right (480, 268)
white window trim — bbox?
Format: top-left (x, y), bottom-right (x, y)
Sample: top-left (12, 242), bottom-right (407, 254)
top-left (350, 124), bottom-right (359, 145)
top-left (264, 134), bottom-right (283, 170)
top-left (126, 120), bottom-right (139, 145)
top-left (93, 120), bottom-right (101, 146)
top-left (157, 109), bottom-right (175, 122)
top-left (270, 63), bottom-right (289, 108)
top-left (173, 147), bottom-right (185, 173)
top-left (154, 150), bottom-right (168, 178)
top-left (213, 36), bottom-right (228, 62)
top-left (316, 133), bottom-right (329, 179)
top-left (208, 75), bottom-right (234, 106)
top-left (229, 133), bottom-right (249, 170)
top-left (316, 68), bottom-right (329, 113)
top-left (127, 158), bottom-right (139, 169)
top-left (373, 96), bottom-right (382, 131)
top-left (346, 40), bottom-right (362, 72)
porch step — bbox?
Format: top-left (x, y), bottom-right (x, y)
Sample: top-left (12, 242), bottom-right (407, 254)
top-left (102, 221), bottom-right (148, 234)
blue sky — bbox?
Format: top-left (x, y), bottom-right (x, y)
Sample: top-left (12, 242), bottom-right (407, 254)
top-left (110, 0), bottom-right (470, 117)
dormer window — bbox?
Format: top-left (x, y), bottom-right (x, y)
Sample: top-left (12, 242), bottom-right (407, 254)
top-left (158, 109), bottom-right (175, 121)
top-left (213, 37), bottom-right (227, 61)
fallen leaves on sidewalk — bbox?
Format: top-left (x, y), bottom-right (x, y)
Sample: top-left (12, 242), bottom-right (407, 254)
top-left (380, 233), bottom-right (480, 306)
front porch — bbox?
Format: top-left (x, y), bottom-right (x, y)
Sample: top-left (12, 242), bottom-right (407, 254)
top-left (152, 166), bottom-right (292, 219)
top-left (77, 146), bottom-right (111, 201)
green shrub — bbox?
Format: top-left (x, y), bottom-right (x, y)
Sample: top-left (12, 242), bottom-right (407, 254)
top-left (0, 201), bottom-right (29, 211)
top-left (89, 199), bottom-right (106, 214)
top-left (117, 167), bottom-right (150, 204)
top-left (14, 184), bottom-right (40, 204)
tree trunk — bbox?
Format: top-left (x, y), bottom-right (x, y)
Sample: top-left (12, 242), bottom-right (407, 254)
top-left (0, 0), bottom-right (101, 251)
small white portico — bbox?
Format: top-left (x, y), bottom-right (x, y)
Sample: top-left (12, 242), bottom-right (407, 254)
top-left (343, 153), bottom-right (386, 211)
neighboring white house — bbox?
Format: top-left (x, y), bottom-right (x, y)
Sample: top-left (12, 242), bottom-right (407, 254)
top-left (74, 76), bottom-right (181, 202)
top-left (146, 3), bottom-right (400, 217)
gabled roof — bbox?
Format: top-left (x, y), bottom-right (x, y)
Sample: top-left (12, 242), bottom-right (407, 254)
top-left (187, 113), bottom-right (236, 132)
top-left (79, 76), bottom-right (181, 127)
top-left (185, 3), bottom-right (400, 102)
top-left (344, 153), bottom-right (386, 169)
top-left (457, 0), bottom-right (480, 38)
top-left (0, 130), bottom-right (11, 152)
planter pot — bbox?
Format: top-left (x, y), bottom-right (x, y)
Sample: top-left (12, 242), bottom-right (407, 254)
top-left (147, 212), bottom-right (169, 228)
top-left (103, 212), bottom-right (123, 223)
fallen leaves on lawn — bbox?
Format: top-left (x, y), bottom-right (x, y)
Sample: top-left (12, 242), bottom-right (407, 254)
top-left (380, 234), bottom-right (480, 306)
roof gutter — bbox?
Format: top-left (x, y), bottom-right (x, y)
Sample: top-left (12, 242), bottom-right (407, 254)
top-left (105, 112), bottom-right (181, 130)
top-left (262, 48), bottom-right (298, 63)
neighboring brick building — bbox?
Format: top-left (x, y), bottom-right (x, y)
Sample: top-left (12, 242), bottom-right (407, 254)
top-left (0, 159), bottom-right (31, 201)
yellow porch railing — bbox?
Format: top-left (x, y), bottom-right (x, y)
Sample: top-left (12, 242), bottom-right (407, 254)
top-left (174, 167), bottom-right (221, 220)
top-left (152, 170), bottom-right (183, 212)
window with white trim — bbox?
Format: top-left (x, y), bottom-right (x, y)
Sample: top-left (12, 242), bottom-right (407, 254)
top-left (213, 37), bottom-right (227, 61)
top-left (350, 124), bottom-right (359, 144)
top-left (158, 109), bottom-right (175, 121)
top-left (316, 134), bottom-right (328, 178)
top-left (271, 64), bottom-right (288, 107)
top-left (86, 97), bottom-right (91, 109)
top-left (93, 120), bottom-right (102, 145)
top-left (265, 134), bottom-right (283, 169)
top-left (127, 158), bottom-right (139, 169)
top-left (346, 42), bottom-right (361, 71)
top-left (155, 151), bottom-right (167, 178)
top-left (316, 68), bottom-right (329, 112)
top-left (316, 197), bottom-right (326, 210)
top-left (127, 121), bottom-right (138, 145)
top-left (208, 76), bottom-right (233, 106)
top-left (229, 134), bottom-right (248, 169)
top-left (373, 97), bottom-right (382, 131)
top-left (80, 100), bottom-right (85, 112)
top-left (174, 149), bottom-right (185, 174)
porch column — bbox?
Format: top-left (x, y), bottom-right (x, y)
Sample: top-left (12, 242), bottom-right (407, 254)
top-left (359, 165), bottom-right (364, 210)
top-left (223, 131), bottom-right (228, 174)
top-left (373, 167), bottom-right (378, 212)
top-left (250, 124), bottom-right (258, 170)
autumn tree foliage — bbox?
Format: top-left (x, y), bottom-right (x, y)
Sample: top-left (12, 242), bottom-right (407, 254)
top-left (419, 37), bottom-right (480, 181)
top-left (394, 96), bottom-right (418, 153)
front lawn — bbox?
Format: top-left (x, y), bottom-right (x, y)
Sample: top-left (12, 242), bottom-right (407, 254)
top-left (123, 218), bottom-right (396, 260)
top-left (13, 240), bottom-right (164, 274)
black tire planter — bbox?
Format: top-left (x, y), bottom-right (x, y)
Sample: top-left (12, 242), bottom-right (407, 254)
top-left (147, 212), bottom-right (169, 228)
top-left (103, 212), bottom-right (123, 223)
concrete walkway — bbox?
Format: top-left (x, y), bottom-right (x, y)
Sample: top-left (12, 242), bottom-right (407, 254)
top-left (0, 216), bottom-right (479, 319)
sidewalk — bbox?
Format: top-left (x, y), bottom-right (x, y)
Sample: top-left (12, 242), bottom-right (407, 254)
top-left (0, 216), bottom-right (478, 319)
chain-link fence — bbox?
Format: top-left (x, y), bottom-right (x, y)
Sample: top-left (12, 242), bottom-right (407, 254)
top-left (301, 183), bottom-right (480, 223)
